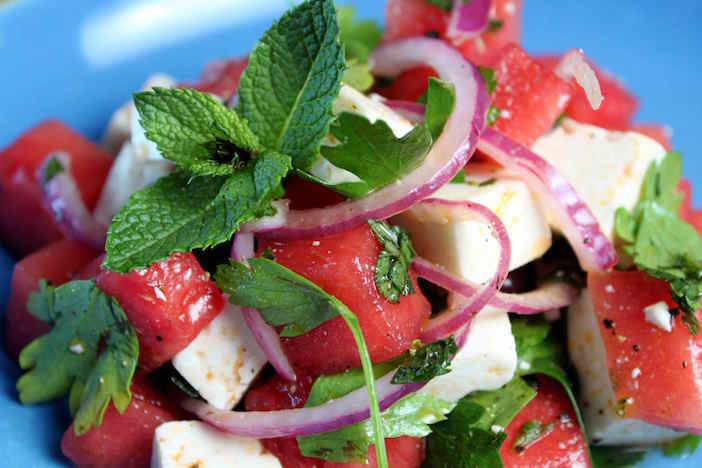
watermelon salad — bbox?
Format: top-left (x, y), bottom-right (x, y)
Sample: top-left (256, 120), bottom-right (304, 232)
top-left (3, 1), bottom-right (701, 467)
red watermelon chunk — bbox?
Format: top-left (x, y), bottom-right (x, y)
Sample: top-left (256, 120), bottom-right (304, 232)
top-left (589, 270), bottom-right (702, 433)
top-left (245, 374), bottom-right (424, 468)
top-left (258, 224), bottom-right (431, 375)
top-left (0, 120), bottom-right (113, 256)
top-left (374, 65), bottom-right (438, 103)
top-left (5, 239), bottom-right (98, 359)
top-left (491, 45), bottom-right (574, 146)
top-left (61, 374), bottom-right (186, 468)
top-left (500, 377), bottom-right (590, 468)
top-left (384, 0), bottom-right (448, 42)
top-left (187, 56), bottom-right (249, 102)
top-left (96, 252), bottom-right (225, 371)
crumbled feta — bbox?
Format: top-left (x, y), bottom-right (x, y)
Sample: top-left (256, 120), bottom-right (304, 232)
top-left (631, 368), bottom-right (641, 379)
top-left (643, 301), bottom-right (673, 332)
top-left (69, 343), bottom-right (85, 354)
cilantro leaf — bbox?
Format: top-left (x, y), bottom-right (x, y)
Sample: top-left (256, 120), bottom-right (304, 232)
top-left (134, 87), bottom-right (259, 176)
top-left (513, 420), bottom-right (555, 452)
top-left (298, 361), bottom-right (453, 463)
top-left (104, 152), bottom-right (290, 272)
top-left (17, 280), bottom-right (138, 435)
top-left (391, 338), bottom-right (457, 384)
top-left (614, 152), bottom-right (702, 334)
top-left (425, 77), bottom-right (456, 140)
top-left (424, 377), bottom-right (536, 468)
top-left (237, 0), bottom-right (345, 169)
top-left (337, 5), bottom-right (381, 92)
top-left (320, 113), bottom-right (432, 198)
top-left (216, 256), bottom-right (389, 467)
top-left (662, 434), bottom-right (701, 457)
top-left (368, 220), bottom-right (417, 303)
top-left (590, 446), bottom-right (647, 468)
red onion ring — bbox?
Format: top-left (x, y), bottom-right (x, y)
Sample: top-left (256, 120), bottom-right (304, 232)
top-left (408, 198), bottom-right (510, 342)
top-left (491, 282), bottom-right (579, 315)
top-left (240, 199), bottom-right (289, 233)
top-left (445, 0), bottom-right (491, 45)
top-left (37, 153), bottom-right (107, 250)
top-left (477, 128), bottom-right (617, 272)
top-left (231, 233), bottom-right (297, 382)
top-left (252, 38), bottom-right (488, 239)
top-left (554, 49), bottom-right (603, 110)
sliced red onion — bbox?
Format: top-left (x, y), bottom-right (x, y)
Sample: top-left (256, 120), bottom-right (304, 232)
top-left (231, 233), bottom-right (297, 382)
top-left (445, 0), bottom-right (491, 45)
top-left (377, 97), bottom-right (427, 124)
top-left (554, 49), bottom-right (603, 110)
top-left (183, 372), bottom-right (422, 438)
top-left (477, 128), bottom-right (617, 272)
top-left (491, 282), bottom-right (579, 314)
top-left (252, 38), bottom-right (488, 239)
top-left (409, 198), bottom-right (510, 342)
top-left (37, 153), bottom-right (107, 250)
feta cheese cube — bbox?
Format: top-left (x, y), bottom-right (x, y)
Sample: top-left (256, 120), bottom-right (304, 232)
top-left (392, 166), bottom-right (552, 284)
top-left (152, 421), bottom-right (281, 468)
top-left (172, 304), bottom-right (267, 410)
top-left (532, 118), bottom-right (666, 240)
top-left (420, 305), bottom-right (517, 403)
top-left (567, 290), bottom-right (682, 445)
top-left (643, 301), bottom-right (673, 332)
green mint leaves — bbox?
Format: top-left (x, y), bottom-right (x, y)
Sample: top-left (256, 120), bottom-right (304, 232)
top-left (424, 377), bottom-right (537, 468)
top-left (662, 434), bottom-right (702, 457)
top-left (17, 280), bottom-right (138, 435)
top-left (298, 361), bottom-right (454, 463)
top-left (513, 420), bottom-right (555, 452)
top-left (215, 256), bottom-right (389, 467)
top-left (321, 113), bottom-right (433, 198)
top-left (391, 338), bottom-right (457, 384)
top-left (425, 0), bottom-right (453, 11)
top-left (425, 77), bottom-right (456, 140)
top-left (368, 220), bottom-right (417, 303)
top-left (237, 0), bottom-right (345, 170)
top-left (338, 6), bottom-right (382, 92)
top-left (590, 446), bottom-right (647, 468)
top-left (104, 152), bottom-right (290, 272)
top-left (478, 66), bottom-right (502, 127)
top-left (133, 87), bottom-right (259, 176)
top-left (615, 152), bottom-right (702, 334)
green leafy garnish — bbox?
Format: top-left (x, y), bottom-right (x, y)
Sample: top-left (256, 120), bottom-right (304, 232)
top-left (425, 77), bottom-right (456, 140)
top-left (513, 420), bottom-right (555, 452)
top-left (425, 0), bottom-right (453, 11)
top-left (487, 19), bottom-right (504, 32)
top-left (661, 434), bottom-right (701, 457)
top-left (215, 257), bottom-right (388, 467)
top-left (392, 338), bottom-right (457, 384)
top-left (486, 105), bottom-right (501, 126)
top-left (17, 280), bottom-right (138, 435)
top-left (337, 5), bottom-right (382, 92)
top-left (237, 0), bottom-right (345, 170)
top-left (479, 67), bottom-right (498, 95)
top-left (133, 87), bottom-right (259, 176)
top-left (590, 446), bottom-right (647, 468)
top-left (368, 220), bottom-right (416, 302)
top-left (320, 113), bottom-right (432, 198)
top-left (342, 60), bottom-right (375, 93)
top-left (104, 152), bottom-right (290, 272)
top-left (615, 151), bottom-right (702, 334)
top-left (424, 377), bottom-right (536, 468)
top-left (298, 361), bottom-right (453, 462)
top-left (42, 156), bottom-right (65, 184)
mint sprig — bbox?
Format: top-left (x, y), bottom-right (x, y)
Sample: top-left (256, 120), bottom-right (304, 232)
top-left (237, 0), bottom-right (345, 170)
top-left (391, 338), bottom-right (457, 384)
top-left (369, 220), bottom-right (417, 303)
top-left (18, 280), bottom-right (138, 435)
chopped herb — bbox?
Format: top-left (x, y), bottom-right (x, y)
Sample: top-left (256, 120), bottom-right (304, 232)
top-left (487, 19), bottom-right (504, 32)
top-left (425, 77), bottom-right (456, 140)
top-left (425, 0), bottom-right (453, 11)
top-left (513, 419), bottom-right (555, 452)
top-left (450, 170), bottom-right (465, 184)
top-left (368, 220), bottom-right (416, 302)
top-left (661, 434), bottom-right (701, 457)
top-left (392, 337), bottom-right (457, 384)
top-left (590, 446), bottom-right (647, 468)
top-left (486, 106), bottom-right (501, 126)
top-left (466, 177), bottom-right (497, 188)
top-left (478, 67), bottom-right (498, 95)
top-left (41, 155), bottom-right (65, 184)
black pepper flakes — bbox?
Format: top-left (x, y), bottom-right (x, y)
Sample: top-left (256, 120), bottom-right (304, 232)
top-left (633, 344), bottom-right (640, 352)
top-left (683, 360), bottom-right (688, 369)
top-left (603, 319), bottom-right (614, 329)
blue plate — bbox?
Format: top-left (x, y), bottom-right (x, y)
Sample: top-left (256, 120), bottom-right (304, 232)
top-left (0, 1), bottom-right (700, 466)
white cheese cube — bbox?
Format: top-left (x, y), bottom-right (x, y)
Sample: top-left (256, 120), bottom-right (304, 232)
top-left (172, 304), bottom-right (267, 410)
top-left (532, 118), bottom-right (666, 240)
top-left (421, 305), bottom-right (517, 403)
top-left (567, 290), bottom-right (682, 445)
top-left (152, 421), bottom-right (281, 468)
top-left (392, 166), bottom-right (552, 284)
top-left (643, 301), bottom-right (673, 332)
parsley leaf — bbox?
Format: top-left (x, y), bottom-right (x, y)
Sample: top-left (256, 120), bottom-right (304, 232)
top-left (337, 5), bottom-right (381, 92)
top-left (134, 87), bottom-right (260, 176)
top-left (392, 338), bottom-right (457, 384)
top-left (215, 256), bottom-right (389, 467)
top-left (662, 434), bottom-right (701, 457)
top-left (237, 0), bottom-right (345, 170)
top-left (424, 377), bottom-right (536, 468)
top-left (590, 446), bottom-right (647, 468)
top-left (368, 220), bottom-right (417, 302)
top-left (425, 77), bottom-right (456, 140)
top-left (320, 113), bottom-right (432, 198)
top-left (17, 280), bottom-right (138, 435)
top-left (513, 419), bottom-right (555, 452)
top-left (615, 152), bottom-right (702, 334)
top-left (298, 361), bottom-right (454, 462)
top-left (104, 152), bottom-right (290, 272)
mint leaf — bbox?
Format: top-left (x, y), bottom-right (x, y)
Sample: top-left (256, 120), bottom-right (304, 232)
top-left (424, 377), bottom-right (536, 468)
top-left (368, 220), bottom-right (417, 303)
top-left (392, 338), bottom-right (457, 384)
top-left (321, 113), bottom-right (432, 198)
top-left (513, 420), bottom-right (555, 452)
top-left (662, 434), bottom-right (701, 457)
top-left (479, 67), bottom-right (498, 95)
top-left (17, 280), bottom-right (138, 435)
top-left (134, 87), bottom-right (259, 176)
top-left (590, 446), bottom-right (647, 468)
top-left (343, 59), bottom-right (375, 92)
top-left (237, 0), bottom-right (345, 169)
top-left (425, 77), bottom-right (456, 140)
top-left (299, 361), bottom-right (453, 462)
top-left (216, 255), bottom-right (388, 467)
top-left (104, 152), bottom-right (290, 272)
top-left (614, 152), bottom-right (702, 334)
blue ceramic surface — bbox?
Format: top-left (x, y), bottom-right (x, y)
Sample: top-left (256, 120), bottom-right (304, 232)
top-left (0, 1), bottom-right (700, 466)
